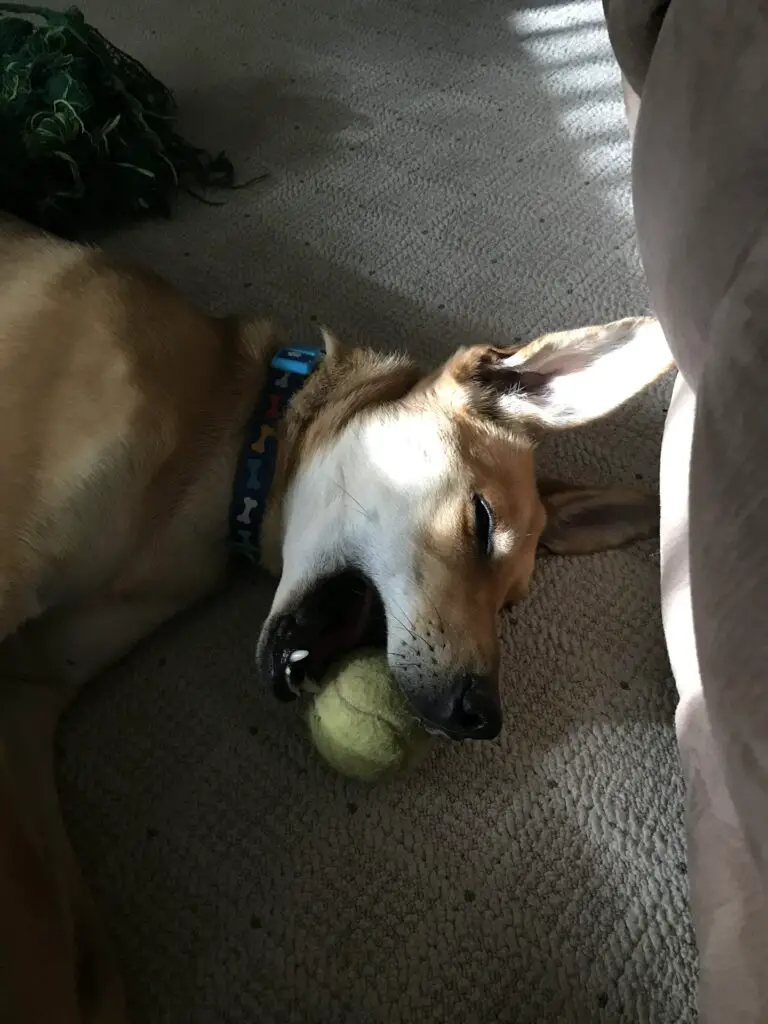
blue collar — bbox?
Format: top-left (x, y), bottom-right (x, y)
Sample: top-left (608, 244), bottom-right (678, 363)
top-left (228, 345), bottom-right (323, 562)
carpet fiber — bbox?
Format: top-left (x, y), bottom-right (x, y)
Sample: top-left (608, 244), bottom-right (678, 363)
top-left (56, 0), bottom-right (697, 1020)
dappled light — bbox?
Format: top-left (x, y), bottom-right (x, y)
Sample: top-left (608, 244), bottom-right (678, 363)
top-left (509, 1), bottom-right (632, 219)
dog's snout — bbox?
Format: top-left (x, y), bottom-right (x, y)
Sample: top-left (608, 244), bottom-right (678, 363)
top-left (455, 673), bottom-right (502, 738)
top-left (413, 673), bottom-right (502, 740)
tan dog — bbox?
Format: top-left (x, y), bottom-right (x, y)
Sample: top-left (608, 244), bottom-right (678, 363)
top-left (0, 213), bottom-right (671, 1020)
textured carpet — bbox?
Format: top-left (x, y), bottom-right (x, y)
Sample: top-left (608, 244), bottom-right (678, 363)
top-left (56, 0), bottom-right (698, 1020)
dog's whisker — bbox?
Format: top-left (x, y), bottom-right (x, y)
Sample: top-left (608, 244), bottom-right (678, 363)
top-left (379, 589), bottom-right (434, 651)
top-left (385, 607), bottom-right (431, 650)
top-left (404, 549), bottom-right (448, 639)
top-left (335, 481), bottom-right (371, 519)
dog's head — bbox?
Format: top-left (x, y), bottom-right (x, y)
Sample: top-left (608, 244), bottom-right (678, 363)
top-left (256, 317), bottom-right (670, 739)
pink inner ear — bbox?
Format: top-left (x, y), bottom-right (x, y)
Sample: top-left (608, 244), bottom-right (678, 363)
top-left (476, 358), bottom-right (550, 399)
top-left (501, 344), bottom-right (598, 378)
top-left (506, 368), bottom-right (551, 398)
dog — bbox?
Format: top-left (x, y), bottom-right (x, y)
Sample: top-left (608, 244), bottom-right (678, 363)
top-left (0, 212), bottom-right (672, 1020)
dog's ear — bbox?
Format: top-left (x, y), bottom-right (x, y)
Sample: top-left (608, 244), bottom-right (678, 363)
top-left (320, 326), bottom-right (350, 364)
top-left (537, 479), bottom-right (659, 554)
top-left (443, 317), bottom-right (672, 431)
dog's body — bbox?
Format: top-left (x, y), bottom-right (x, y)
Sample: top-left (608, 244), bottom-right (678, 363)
top-left (0, 214), bottom-right (672, 1020)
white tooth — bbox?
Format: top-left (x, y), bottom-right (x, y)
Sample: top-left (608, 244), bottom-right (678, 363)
top-left (283, 664), bottom-right (302, 696)
top-left (424, 724), bottom-right (450, 739)
top-left (286, 667), bottom-right (303, 700)
top-left (289, 649), bottom-right (309, 663)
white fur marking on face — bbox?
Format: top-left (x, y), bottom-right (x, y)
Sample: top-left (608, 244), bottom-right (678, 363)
top-left (269, 408), bottom-right (456, 628)
top-left (358, 411), bottom-right (453, 490)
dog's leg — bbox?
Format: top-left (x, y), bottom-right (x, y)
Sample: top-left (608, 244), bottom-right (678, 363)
top-left (0, 675), bottom-right (131, 1024)
top-left (0, 589), bottom-right (216, 1023)
top-left (0, 682), bottom-right (81, 1022)
top-left (0, 680), bottom-right (130, 1023)
top-left (0, 593), bottom-right (204, 689)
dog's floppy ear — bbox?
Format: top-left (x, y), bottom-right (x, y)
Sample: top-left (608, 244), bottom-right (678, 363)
top-left (450, 316), bottom-right (672, 430)
top-left (538, 479), bottom-right (659, 555)
top-left (320, 326), bottom-right (349, 364)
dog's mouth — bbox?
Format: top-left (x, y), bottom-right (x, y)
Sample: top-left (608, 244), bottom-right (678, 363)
top-left (260, 569), bottom-right (387, 700)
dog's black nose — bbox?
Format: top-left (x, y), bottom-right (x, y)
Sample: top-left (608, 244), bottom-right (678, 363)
top-left (453, 674), bottom-right (502, 738)
top-left (415, 674), bottom-right (502, 740)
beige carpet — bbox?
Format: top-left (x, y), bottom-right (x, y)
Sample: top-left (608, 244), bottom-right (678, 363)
top-left (56, 0), bottom-right (697, 1020)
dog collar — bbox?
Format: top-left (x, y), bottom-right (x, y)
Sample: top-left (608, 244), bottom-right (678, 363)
top-left (228, 345), bottom-right (324, 561)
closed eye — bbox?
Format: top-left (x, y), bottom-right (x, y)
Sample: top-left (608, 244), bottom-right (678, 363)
top-left (473, 493), bottom-right (495, 559)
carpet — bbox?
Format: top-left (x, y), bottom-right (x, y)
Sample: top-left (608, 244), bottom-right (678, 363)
top-left (56, 0), bottom-right (698, 1020)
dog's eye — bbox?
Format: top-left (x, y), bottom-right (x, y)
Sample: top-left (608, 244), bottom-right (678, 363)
top-left (473, 493), bottom-right (495, 559)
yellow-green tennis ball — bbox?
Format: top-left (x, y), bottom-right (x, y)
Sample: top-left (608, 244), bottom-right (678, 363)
top-left (307, 649), bottom-right (433, 782)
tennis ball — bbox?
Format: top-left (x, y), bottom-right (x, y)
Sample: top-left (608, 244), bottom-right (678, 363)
top-left (307, 649), bottom-right (433, 782)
